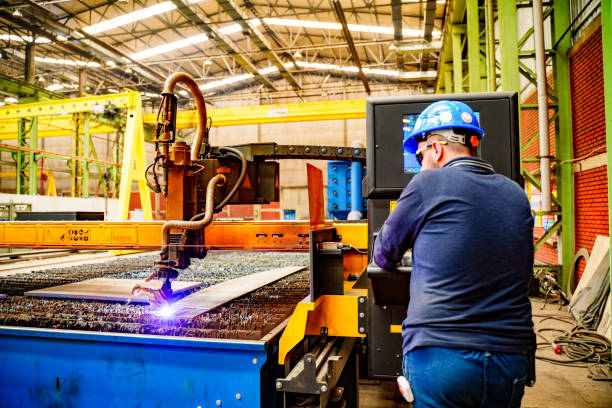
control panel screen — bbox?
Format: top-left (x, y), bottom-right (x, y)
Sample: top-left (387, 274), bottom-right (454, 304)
top-left (402, 111), bottom-right (481, 173)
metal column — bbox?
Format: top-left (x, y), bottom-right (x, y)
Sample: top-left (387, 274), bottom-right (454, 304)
top-left (602, 0), bottom-right (612, 321)
top-left (498, 0), bottom-right (520, 92)
top-left (452, 27), bottom-right (464, 93)
top-left (552, 0), bottom-right (574, 289)
top-left (28, 117), bottom-right (37, 195)
top-left (466, 0), bottom-right (481, 92)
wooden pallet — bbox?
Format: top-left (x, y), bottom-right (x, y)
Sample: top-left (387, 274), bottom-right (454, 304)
top-left (24, 278), bottom-right (202, 304)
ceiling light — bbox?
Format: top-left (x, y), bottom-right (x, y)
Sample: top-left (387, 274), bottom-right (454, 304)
top-left (121, 57), bottom-right (131, 63)
top-left (56, 35), bottom-right (68, 42)
top-left (204, 59), bottom-right (212, 65)
top-left (199, 73), bottom-right (253, 91)
top-left (294, 50), bottom-right (302, 58)
top-left (5, 97), bottom-right (18, 104)
top-left (125, 67), bottom-right (133, 73)
top-left (83, 1), bottom-right (177, 34)
top-left (0, 35), bottom-right (51, 43)
top-left (12, 9), bottom-right (22, 17)
top-left (36, 56), bottom-right (101, 68)
top-left (106, 60), bottom-right (116, 67)
top-left (0, 102), bottom-right (5, 106)
top-left (262, 18), bottom-right (440, 38)
top-left (130, 33), bottom-right (208, 60)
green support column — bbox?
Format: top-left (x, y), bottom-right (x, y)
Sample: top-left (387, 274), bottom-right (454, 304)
top-left (15, 119), bottom-right (26, 194)
top-left (552, 0), bottom-right (574, 289)
top-left (601, 0), bottom-right (612, 321)
top-left (452, 29), bottom-right (463, 93)
top-left (82, 114), bottom-right (91, 198)
top-left (28, 116), bottom-right (38, 195)
top-left (445, 63), bottom-right (453, 93)
top-left (498, 0), bottom-right (520, 91)
top-left (485, 0), bottom-right (496, 91)
top-left (466, 0), bottom-right (481, 92)
top-left (71, 115), bottom-right (77, 197)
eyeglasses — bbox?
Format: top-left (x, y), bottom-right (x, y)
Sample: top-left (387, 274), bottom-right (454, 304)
top-left (415, 140), bottom-right (448, 165)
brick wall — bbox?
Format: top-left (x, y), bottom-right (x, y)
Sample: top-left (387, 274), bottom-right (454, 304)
top-left (569, 24), bottom-right (607, 282)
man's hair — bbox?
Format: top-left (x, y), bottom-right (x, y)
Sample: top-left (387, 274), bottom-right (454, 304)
top-left (425, 133), bottom-right (474, 156)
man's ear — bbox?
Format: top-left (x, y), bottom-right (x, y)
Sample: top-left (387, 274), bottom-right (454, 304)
top-left (433, 141), bottom-right (445, 161)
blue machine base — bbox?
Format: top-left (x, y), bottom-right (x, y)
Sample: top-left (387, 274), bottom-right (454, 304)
top-left (0, 326), bottom-right (272, 408)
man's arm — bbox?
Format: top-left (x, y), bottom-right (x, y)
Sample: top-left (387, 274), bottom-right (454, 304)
top-left (373, 176), bottom-right (426, 269)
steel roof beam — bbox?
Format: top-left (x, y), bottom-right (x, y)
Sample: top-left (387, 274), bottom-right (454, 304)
top-left (332, 1), bottom-right (370, 95)
top-left (171, 0), bottom-right (277, 91)
top-left (215, 0), bottom-right (301, 92)
top-left (16, 0), bottom-right (167, 87)
top-left (391, 0), bottom-right (404, 72)
top-left (420, 0), bottom-right (438, 71)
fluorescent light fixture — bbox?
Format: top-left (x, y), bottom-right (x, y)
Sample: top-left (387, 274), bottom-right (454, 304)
top-left (0, 102), bottom-right (5, 106)
top-left (56, 35), bottom-right (68, 42)
top-left (199, 73), bottom-right (253, 91)
top-left (389, 40), bottom-right (442, 53)
top-left (262, 18), bottom-right (440, 38)
top-left (83, 1), bottom-right (176, 34)
top-left (121, 56), bottom-right (131, 63)
top-left (46, 83), bottom-right (78, 92)
top-left (0, 35), bottom-right (51, 43)
top-left (294, 60), bottom-right (437, 80)
top-left (198, 60), bottom-right (435, 92)
top-left (106, 60), bottom-right (116, 67)
top-left (36, 57), bottom-right (101, 68)
top-left (131, 33), bottom-right (208, 60)
top-left (402, 0), bottom-right (446, 3)
top-left (5, 97), bottom-right (18, 104)
top-left (141, 92), bottom-right (161, 98)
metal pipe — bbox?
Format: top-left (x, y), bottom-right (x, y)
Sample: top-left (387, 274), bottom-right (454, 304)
top-left (348, 140), bottom-right (364, 220)
top-left (161, 174), bottom-right (226, 248)
top-left (162, 72), bottom-right (208, 161)
top-left (533, 0), bottom-right (552, 211)
top-left (485, 0), bottom-right (496, 91)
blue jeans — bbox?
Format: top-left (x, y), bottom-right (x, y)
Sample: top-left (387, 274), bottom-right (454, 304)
top-left (403, 347), bottom-right (529, 408)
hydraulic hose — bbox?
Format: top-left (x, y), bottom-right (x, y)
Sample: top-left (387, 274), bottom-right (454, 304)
top-left (161, 174), bottom-right (226, 249)
top-left (162, 72), bottom-right (208, 161)
top-left (188, 146), bottom-right (247, 222)
top-left (214, 146), bottom-right (247, 211)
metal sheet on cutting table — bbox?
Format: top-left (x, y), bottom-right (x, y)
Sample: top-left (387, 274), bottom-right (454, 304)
top-left (24, 278), bottom-right (202, 303)
top-left (171, 265), bottom-right (306, 319)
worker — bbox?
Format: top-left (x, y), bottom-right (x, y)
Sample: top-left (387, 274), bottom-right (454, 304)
top-left (373, 100), bottom-right (536, 408)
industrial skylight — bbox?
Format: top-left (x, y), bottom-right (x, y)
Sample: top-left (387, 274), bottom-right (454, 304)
top-left (0, 35), bottom-right (51, 43)
top-left (36, 57), bottom-right (101, 68)
top-left (82, 3), bottom-right (439, 38)
top-left (83, 1), bottom-right (177, 34)
top-left (197, 61), bottom-right (436, 91)
top-left (131, 33), bottom-right (209, 60)
top-left (262, 18), bottom-right (440, 38)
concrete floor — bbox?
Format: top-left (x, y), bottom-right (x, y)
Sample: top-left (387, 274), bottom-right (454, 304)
top-left (359, 298), bottom-right (612, 408)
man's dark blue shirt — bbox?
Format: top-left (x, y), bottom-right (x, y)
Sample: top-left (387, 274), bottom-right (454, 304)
top-left (373, 157), bottom-right (536, 355)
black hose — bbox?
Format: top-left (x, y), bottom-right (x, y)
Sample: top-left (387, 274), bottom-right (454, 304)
top-left (535, 323), bottom-right (611, 366)
top-left (187, 146), bottom-right (247, 223)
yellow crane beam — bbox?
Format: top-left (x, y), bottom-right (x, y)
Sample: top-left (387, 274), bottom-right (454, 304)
top-left (0, 98), bottom-right (367, 139)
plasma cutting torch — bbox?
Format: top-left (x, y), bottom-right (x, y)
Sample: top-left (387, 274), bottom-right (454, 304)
top-left (132, 72), bottom-right (367, 305)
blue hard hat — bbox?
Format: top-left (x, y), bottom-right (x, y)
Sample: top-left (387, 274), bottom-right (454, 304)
top-left (403, 100), bottom-right (485, 154)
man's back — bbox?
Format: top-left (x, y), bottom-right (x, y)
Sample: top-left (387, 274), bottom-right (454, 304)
top-left (373, 157), bottom-right (536, 355)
